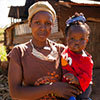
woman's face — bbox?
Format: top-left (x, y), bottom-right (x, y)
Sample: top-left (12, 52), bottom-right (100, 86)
top-left (67, 25), bottom-right (89, 53)
top-left (30, 11), bottom-right (53, 42)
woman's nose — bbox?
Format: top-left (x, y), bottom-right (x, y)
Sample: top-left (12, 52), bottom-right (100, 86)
top-left (40, 24), bottom-right (46, 30)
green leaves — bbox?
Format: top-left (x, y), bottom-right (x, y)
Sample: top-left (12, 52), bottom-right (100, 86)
top-left (0, 46), bottom-right (7, 61)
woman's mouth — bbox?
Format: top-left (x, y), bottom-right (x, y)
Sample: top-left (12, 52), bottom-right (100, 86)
top-left (39, 32), bottom-right (48, 38)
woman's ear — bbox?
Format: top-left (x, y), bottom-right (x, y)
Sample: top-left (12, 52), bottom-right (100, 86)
top-left (29, 23), bottom-right (32, 27)
top-left (29, 24), bottom-right (31, 27)
top-left (28, 21), bottom-right (31, 27)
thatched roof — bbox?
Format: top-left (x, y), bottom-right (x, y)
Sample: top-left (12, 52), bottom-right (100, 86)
top-left (69, 0), bottom-right (100, 5)
top-left (8, 6), bottom-right (27, 19)
top-left (8, 0), bottom-right (36, 19)
top-left (8, 0), bottom-right (100, 20)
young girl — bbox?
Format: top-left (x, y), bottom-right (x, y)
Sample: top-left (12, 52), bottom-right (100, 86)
top-left (61, 13), bottom-right (93, 100)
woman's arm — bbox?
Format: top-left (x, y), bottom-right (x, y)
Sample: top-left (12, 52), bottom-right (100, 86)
top-left (8, 58), bottom-right (54, 100)
top-left (8, 58), bottom-right (80, 100)
top-left (8, 47), bottom-right (53, 99)
top-left (8, 46), bottom-right (80, 100)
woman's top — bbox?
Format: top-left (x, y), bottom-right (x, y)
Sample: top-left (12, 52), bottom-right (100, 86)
top-left (8, 39), bottom-right (65, 100)
top-left (61, 48), bottom-right (93, 92)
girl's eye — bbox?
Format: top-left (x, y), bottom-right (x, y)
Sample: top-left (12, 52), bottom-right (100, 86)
top-left (80, 38), bottom-right (84, 40)
top-left (70, 37), bottom-right (74, 40)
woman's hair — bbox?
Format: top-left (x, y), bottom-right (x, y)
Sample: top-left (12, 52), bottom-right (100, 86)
top-left (65, 12), bottom-right (91, 36)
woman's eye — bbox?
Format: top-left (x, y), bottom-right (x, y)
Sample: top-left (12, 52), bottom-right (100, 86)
top-left (45, 22), bottom-right (51, 26)
top-left (35, 21), bottom-right (40, 25)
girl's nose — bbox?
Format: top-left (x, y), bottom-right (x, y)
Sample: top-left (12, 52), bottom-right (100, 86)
top-left (75, 40), bottom-right (80, 43)
top-left (74, 40), bottom-right (80, 45)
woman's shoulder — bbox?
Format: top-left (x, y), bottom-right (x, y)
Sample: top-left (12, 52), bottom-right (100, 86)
top-left (8, 41), bottom-right (31, 59)
top-left (13, 41), bottom-right (30, 51)
top-left (48, 39), bottom-right (66, 54)
top-left (48, 39), bottom-right (65, 47)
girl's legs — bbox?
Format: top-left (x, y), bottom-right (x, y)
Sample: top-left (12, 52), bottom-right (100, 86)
top-left (76, 84), bottom-right (92, 100)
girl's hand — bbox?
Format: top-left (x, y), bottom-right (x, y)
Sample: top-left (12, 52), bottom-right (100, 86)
top-left (63, 73), bottom-right (80, 85)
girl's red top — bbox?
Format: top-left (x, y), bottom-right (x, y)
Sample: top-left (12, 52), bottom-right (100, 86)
top-left (61, 48), bottom-right (93, 92)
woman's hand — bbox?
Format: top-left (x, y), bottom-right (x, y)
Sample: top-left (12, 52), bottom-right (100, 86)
top-left (52, 82), bottom-right (81, 99)
top-left (63, 73), bottom-right (80, 85)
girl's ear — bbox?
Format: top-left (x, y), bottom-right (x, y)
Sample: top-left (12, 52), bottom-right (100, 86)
top-left (86, 39), bottom-right (88, 43)
top-left (65, 37), bottom-right (68, 45)
top-left (66, 37), bottom-right (68, 41)
top-left (66, 35), bottom-right (69, 41)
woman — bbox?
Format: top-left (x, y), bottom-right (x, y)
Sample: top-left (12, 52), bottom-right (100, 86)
top-left (8, 1), bottom-right (80, 100)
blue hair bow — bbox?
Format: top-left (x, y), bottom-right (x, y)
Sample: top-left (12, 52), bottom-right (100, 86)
top-left (66, 15), bottom-right (86, 26)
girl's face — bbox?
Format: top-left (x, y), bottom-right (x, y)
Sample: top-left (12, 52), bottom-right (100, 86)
top-left (30, 11), bottom-right (53, 42)
top-left (67, 25), bottom-right (89, 54)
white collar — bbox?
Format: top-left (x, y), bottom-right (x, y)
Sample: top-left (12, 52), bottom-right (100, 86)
top-left (82, 50), bottom-right (87, 57)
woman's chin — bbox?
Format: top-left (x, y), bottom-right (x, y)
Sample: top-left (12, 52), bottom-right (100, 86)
top-left (38, 37), bottom-right (47, 42)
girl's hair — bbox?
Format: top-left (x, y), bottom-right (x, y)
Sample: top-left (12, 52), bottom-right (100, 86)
top-left (65, 12), bottom-right (91, 36)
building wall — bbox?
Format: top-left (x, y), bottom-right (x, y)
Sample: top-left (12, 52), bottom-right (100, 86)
top-left (87, 22), bottom-right (100, 68)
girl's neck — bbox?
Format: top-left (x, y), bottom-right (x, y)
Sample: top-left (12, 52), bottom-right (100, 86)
top-left (73, 51), bottom-right (82, 54)
top-left (32, 38), bottom-right (47, 49)
top-left (68, 48), bottom-right (82, 54)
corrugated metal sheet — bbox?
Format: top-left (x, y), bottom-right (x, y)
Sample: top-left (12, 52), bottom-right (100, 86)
top-left (70, 0), bottom-right (100, 4)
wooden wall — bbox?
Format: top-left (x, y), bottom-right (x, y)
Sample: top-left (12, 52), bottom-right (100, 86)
top-left (87, 22), bottom-right (100, 68)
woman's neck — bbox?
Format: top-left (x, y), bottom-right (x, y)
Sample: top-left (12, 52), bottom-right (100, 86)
top-left (32, 38), bottom-right (47, 49)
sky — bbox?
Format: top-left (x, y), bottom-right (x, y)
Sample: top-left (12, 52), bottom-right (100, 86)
top-left (0, 0), bottom-right (25, 28)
